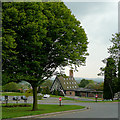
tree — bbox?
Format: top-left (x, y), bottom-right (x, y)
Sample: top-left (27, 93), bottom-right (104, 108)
top-left (118, 60), bottom-right (120, 91)
top-left (2, 82), bottom-right (20, 92)
top-left (98, 33), bottom-right (120, 96)
top-left (41, 80), bottom-right (53, 88)
top-left (108, 33), bottom-right (120, 92)
top-left (108, 33), bottom-right (120, 63)
top-left (103, 58), bottom-right (117, 100)
top-left (79, 79), bottom-right (89, 88)
top-left (2, 2), bottom-right (88, 110)
top-left (41, 86), bottom-right (50, 94)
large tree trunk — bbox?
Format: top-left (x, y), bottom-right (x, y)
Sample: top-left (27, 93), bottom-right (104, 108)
top-left (32, 85), bottom-right (38, 111)
top-left (109, 83), bottom-right (113, 101)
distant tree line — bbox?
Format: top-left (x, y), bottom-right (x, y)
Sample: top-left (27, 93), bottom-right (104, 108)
top-left (78, 79), bottom-right (103, 91)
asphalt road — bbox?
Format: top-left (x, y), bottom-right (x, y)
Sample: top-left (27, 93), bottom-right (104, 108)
top-left (36, 102), bottom-right (118, 118)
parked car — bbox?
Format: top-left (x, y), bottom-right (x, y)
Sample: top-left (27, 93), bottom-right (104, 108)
top-left (0, 96), bottom-right (5, 101)
top-left (43, 94), bottom-right (50, 98)
top-left (21, 96), bottom-right (27, 100)
top-left (114, 92), bottom-right (120, 100)
top-left (13, 96), bottom-right (20, 101)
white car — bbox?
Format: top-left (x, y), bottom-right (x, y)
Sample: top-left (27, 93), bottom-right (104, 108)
top-left (0, 96), bottom-right (5, 101)
top-left (43, 94), bottom-right (50, 98)
top-left (37, 93), bottom-right (43, 96)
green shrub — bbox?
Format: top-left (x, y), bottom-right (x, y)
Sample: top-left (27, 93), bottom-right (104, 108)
top-left (37, 95), bottom-right (43, 100)
top-left (3, 104), bottom-right (31, 107)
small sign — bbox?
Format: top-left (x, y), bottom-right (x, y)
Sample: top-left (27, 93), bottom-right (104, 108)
top-left (95, 95), bottom-right (98, 98)
top-left (59, 97), bottom-right (62, 101)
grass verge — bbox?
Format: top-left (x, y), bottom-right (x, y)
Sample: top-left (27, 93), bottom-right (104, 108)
top-left (49, 95), bottom-right (75, 100)
top-left (67, 99), bottom-right (120, 103)
top-left (2, 92), bottom-right (26, 96)
top-left (2, 103), bottom-right (85, 119)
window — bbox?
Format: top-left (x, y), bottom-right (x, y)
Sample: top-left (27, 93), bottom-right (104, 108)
top-left (75, 82), bottom-right (76, 84)
top-left (75, 86), bottom-right (76, 88)
top-left (72, 82), bottom-right (73, 84)
top-left (64, 78), bottom-right (65, 80)
top-left (67, 82), bottom-right (68, 84)
top-left (64, 82), bottom-right (65, 84)
top-left (70, 82), bottom-right (71, 84)
top-left (72, 86), bottom-right (74, 88)
top-left (70, 86), bottom-right (71, 88)
top-left (67, 86), bottom-right (69, 88)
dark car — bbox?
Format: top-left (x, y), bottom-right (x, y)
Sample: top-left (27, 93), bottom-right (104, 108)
top-left (13, 96), bottom-right (20, 101)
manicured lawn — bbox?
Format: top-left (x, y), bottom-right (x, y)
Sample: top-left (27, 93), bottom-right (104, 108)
top-left (2, 92), bottom-right (26, 96)
top-left (50, 95), bottom-right (74, 100)
top-left (71, 99), bottom-right (119, 103)
top-left (2, 104), bottom-right (85, 119)
top-left (50, 95), bottom-right (64, 98)
top-left (79, 97), bottom-right (102, 100)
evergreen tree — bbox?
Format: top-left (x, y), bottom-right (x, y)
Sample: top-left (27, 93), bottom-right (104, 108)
top-left (103, 58), bottom-right (117, 100)
top-left (108, 33), bottom-right (120, 92)
top-left (118, 59), bottom-right (120, 91)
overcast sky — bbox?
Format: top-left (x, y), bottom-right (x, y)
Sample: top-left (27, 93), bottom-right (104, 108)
top-left (60, 1), bottom-right (118, 78)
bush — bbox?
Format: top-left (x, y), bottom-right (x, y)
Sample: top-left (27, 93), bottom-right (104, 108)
top-left (3, 104), bottom-right (31, 107)
top-left (52, 89), bottom-right (64, 96)
top-left (37, 95), bottom-right (43, 100)
top-left (41, 86), bottom-right (50, 94)
top-left (3, 82), bottom-right (20, 92)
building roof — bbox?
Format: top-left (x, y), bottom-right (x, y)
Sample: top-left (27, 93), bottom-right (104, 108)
top-left (75, 88), bottom-right (103, 93)
top-left (56, 75), bottom-right (79, 91)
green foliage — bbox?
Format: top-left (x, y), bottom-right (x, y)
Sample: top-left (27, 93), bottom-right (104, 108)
top-left (85, 82), bottom-right (103, 91)
top-left (108, 33), bottom-right (120, 63)
top-left (99, 33), bottom-right (120, 97)
top-left (95, 82), bottom-right (104, 91)
top-left (52, 89), bottom-right (58, 96)
top-left (118, 60), bottom-right (120, 91)
top-left (2, 92), bottom-right (26, 96)
top-left (37, 86), bottom-right (42, 93)
top-left (2, 104), bottom-right (85, 119)
top-left (41, 86), bottom-right (50, 94)
top-left (104, 58), bottom-right (117, 100)
top-left (41, 80), bottom-right (53, 88)
top-left (2, 2), bottom-right (88, 85)
top-left (52, 89), bottom-right (64, 96)
top-left (18, 81), bottom-right (31, 92)
top-left (85, 82), bottom-right (95, 89)
top-left (108, 33), bottom-right (120, 92)
top-left (2, 82), bottom-right (20, 92)
top-left (79, 79), bottom-right (94, 88)
top-left (25, 89), bottom-right (33, 97)
top-left (37, 95), bottom-right (43, 100)
top-left (79, 79), bottom-right (89, 88)
top-left (3, 103), bottom-right (31, 107)
top-left (2, 2), bottom-right (88, 110)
